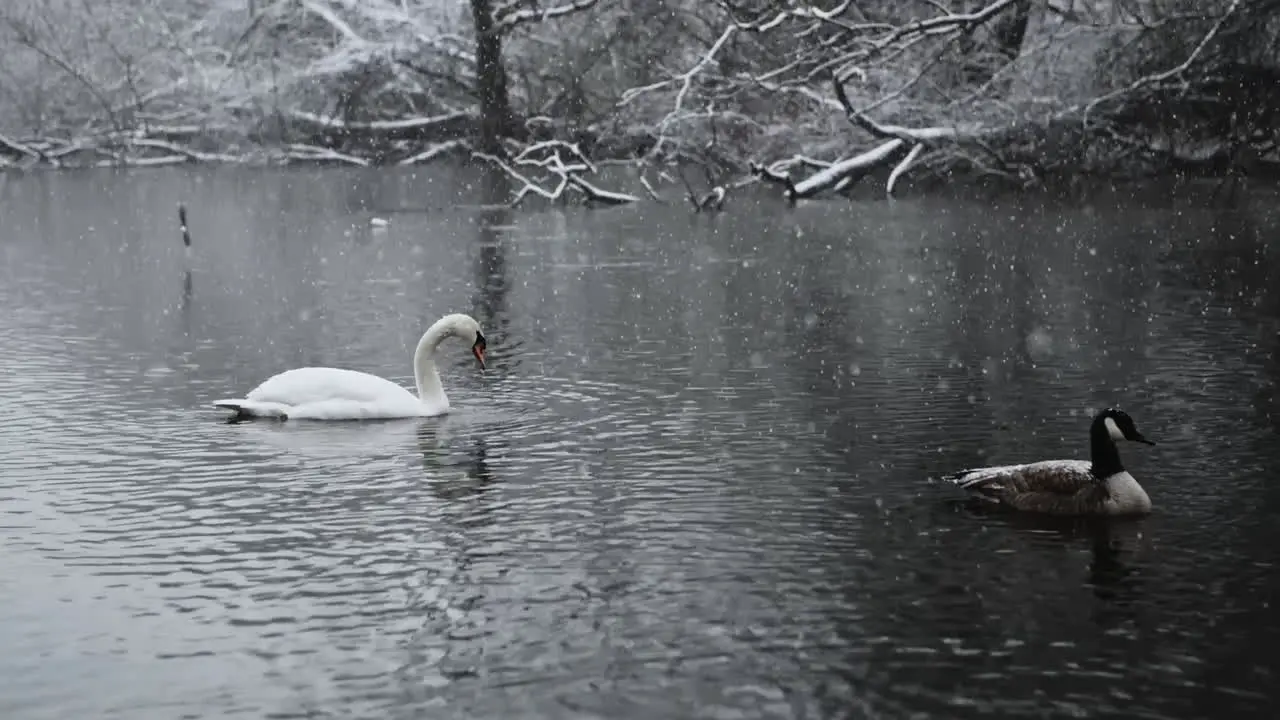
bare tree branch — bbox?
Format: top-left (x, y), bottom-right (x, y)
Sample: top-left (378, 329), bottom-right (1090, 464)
top-left (567, 174), bottom-right (640, 205)
top-left (0, 132), bottom-right (41, 161)
top-left (1081, 0), bottom-right (1244, 124)
top-left (494, 0), bottom-right (602, 34)
top-left (2, 0), bottom-right (1269, 192)
top-left (638, 171), bottom-right (667, 203)
top-left (886, 142), bottom-right (925, 196)
top-left (619, 26), bottom-right (737, 108)
top-left (831, 74), bottom-right (962, 145)
top-left (299, 0), bottom-right (363, 44)
top-left (285, 143), bottom-right (369, 166)
top-left (399, 140), bottom-right (470, 165)
top-left (474, 138), bottom-right (637, 208)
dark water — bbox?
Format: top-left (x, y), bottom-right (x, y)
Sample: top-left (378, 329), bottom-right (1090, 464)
top-left (1, 167), bottom-right (1277, 719)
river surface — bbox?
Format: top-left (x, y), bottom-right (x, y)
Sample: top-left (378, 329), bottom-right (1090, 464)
top-left (0, 167), bottom-right (1277, 719)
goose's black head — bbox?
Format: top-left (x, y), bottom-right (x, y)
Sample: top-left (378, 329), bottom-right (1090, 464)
top-left (1095, 408), bottom-right (1154, 445)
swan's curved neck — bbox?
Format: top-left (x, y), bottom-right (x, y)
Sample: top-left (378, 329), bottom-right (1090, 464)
top-left (412, 317), bottom-right (458, 404)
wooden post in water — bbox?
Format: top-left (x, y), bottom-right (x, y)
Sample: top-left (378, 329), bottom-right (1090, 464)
top-left (178, 203), bottom-right (192, 248)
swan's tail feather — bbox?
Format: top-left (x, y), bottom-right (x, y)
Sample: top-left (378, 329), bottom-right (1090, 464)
top-left (213, 399), bottom-right (290, 421)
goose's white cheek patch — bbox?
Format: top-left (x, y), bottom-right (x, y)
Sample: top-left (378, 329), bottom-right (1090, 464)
top-left (1104, 417), bottom-right (1124, 440)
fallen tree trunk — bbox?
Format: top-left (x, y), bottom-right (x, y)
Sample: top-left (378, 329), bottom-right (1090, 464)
top-left (283, 109), bottom-right (477, 144)
top-left (0, 132), bottom-right (43, 164)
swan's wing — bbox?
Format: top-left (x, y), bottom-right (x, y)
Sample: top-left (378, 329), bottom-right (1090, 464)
top-left (286, 398), bottom-right (433, 420)
top-left (245, 367), bottom-right (416, 407)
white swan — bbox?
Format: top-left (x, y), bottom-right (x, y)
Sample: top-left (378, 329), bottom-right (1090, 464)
top-left (213, 313), bottom-right (486, 421)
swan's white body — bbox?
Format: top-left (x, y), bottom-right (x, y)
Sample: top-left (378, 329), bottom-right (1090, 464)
top-left (214, 313), bottom-right (484, 421)
top-left (217, 367), bottom-right (439, 420)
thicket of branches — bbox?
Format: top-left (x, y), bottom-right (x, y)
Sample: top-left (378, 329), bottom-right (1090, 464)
top-left (0, 0), bottom-right (1276, 205)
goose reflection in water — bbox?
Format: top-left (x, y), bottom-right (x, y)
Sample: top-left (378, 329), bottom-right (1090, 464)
top-left (994, 514), bottom-right (1149, 602)
top-left (954, 500), bottom-right (1148, 611)
top-left (1086, 520), bottom-right (1142, 595)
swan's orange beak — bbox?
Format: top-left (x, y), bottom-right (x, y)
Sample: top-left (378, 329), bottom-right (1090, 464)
top-left (471, 332), bottom-right (487, 370)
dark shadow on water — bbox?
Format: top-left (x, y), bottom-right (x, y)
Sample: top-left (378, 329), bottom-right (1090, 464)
top-left (1165, 209), bottom-right (1280, 432)
top-left (948, 499), bottom-right (1149, 608)
top-left (180, 268), bottom-right (193, 335)
top-left (350, 224), bottom-right (380, 247)
top-left (10, 171), bottom-right (1280, 720)
top-left (394, 430), bottom-right (504, 690)
top-left (417, 426), bottom-right (497, 502)
top-left (471, 168), bottom-right (517, 373)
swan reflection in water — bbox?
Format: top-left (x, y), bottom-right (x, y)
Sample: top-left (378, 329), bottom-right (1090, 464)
top-left (471, 168), bottom-right (521, 366)
top-left (222, 410), bottom-right (495, 486)
top-left (220, 410), bottom-right (497, 470)
top-left (224, 416), bottom-right (423, 458)
top-left (417, 427), bottom-right (497, 501)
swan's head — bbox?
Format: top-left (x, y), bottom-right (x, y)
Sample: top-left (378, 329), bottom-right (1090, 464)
top-left (422, 313), bottom-right (487, 371)
top-left (448, 314), bottom-right (486, 370)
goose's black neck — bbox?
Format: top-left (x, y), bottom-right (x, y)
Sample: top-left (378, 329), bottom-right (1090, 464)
top-left (1088, 417), bottom-right (1125, 479)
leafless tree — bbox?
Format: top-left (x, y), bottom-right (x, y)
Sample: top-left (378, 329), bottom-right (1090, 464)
top-left (0, 0), bottom-right (1273, 205)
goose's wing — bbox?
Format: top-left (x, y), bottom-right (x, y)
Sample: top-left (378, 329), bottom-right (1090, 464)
top-left (944, 460), bottom-right (1094, 495)
top-left (944, 460), bottom-right (1110, 514)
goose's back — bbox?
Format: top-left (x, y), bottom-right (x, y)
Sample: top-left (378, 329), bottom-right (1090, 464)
top-left (946, 460), bottom-right (1113, 515)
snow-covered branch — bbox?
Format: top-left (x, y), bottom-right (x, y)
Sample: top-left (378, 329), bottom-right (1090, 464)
top-left (886, 143), bottom-right (925, 196)
top-left (493, 0), bottom-right (602, 33)
top-left (831, 74), bottom-right (962, 145)
top-left (1, 0), bottom-right (1271, 193)
top-left (0, 133), bottom-right (41, 162)
top-left (300, 0), bottom-right (364, 44)
top-left (474, 139), bottom-right (637, 208)
top-left (1081, 0), bottom-right (1244, 124)
top-left (617, 25), bottom-right (740, 162)
top-left (619, 26), bottom-right (737, 108)
top-left (285, 143), bottom-right (370, 166)
top-left (286, 109), bottom-right (473, 137)
top-left (398, 140), bottom-right (470, 165)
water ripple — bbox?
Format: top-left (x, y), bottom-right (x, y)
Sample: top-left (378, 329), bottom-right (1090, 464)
top-left (1, 175), bottom-right (1277, 719)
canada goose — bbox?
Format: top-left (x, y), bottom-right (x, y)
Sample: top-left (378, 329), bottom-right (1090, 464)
top-left (941, 409), bottom-right (1156, 517)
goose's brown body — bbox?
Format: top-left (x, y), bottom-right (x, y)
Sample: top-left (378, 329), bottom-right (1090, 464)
top-left (942, 409), bottom-right (1156, 517)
